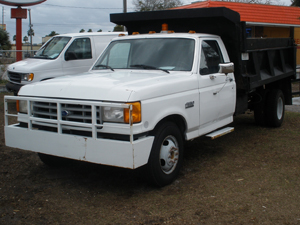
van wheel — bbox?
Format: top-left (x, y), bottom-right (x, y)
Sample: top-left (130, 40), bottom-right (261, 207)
top-left (38, 153), bottom-right (71, 167)
top-left (266, 89), bottom-right (285, 127)
top-left (146, 122), bottom-right (184, 187)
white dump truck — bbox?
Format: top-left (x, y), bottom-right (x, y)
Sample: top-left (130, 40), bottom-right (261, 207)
top-left (4, 8), bottom-right (296, 186)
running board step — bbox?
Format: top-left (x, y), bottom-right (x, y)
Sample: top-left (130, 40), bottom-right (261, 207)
top-left (206, 127), bottom-right (234, 140)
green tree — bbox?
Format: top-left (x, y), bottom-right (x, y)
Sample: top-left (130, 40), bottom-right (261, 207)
top-left (48, 31), bottom-right (59, 36)
top-left (87, 29), bottom-right (93, 32)
top-left (97, 29), bottom-right (102, 32)
top-left (23, 36), bottom-right (28, 43)
top-left (113, 25), bottom-right (124, 32)
top-left (13, 35), bottom-right (16, 42)
top-left (79, 29), bottom-right (85, 33)
top-left (28, 28), bottom-right (34, 37)
top-left (0, 29), bottom-right (11, 50)
top-left (133, 0), bottom-right (183, 11)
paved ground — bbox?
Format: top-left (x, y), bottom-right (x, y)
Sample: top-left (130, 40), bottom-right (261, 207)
top-left (286, 97), bottom-right (300, 113)
top-left (292, 97), bottom-right (300, 105)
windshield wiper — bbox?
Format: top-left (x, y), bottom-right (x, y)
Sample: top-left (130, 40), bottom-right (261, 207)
top-left (94, 64), bottom-right (114, 71)
top-left (34, 54), bottom-right (51, 59)
top-left (130, 64), bottom-right (169, 74)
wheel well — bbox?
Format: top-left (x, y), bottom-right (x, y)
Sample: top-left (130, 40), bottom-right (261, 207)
top-left (265, 77), bottom-right (292, 105)
top-left (249, 77), bottom-right (293, 109)
top-left (151, 115), bottom-right (187, 140)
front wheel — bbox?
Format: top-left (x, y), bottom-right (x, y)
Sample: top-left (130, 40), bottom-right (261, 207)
top-left (146, 122), bottom-right (184, 187)
top-left (38, 153), bottom-right (71, 167)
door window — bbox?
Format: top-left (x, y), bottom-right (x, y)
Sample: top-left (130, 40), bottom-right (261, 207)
top-left (200, 40), bottom-right (224, 75)
top-left (65, 38), bottom-right (92, 60)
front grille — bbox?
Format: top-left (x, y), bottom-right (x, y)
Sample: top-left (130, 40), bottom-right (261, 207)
top-left (32, 102), bottom-right (57, 119)
top-left (5, 96), bottom-right (133, 141)
top-left (32, 102), bottom-right (101, 124)
top-left (8, 71), bottom-right (22, 83)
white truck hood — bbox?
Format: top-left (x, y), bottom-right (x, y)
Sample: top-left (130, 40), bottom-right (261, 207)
top-left (18, 70), bottom-right (197, 102)
top-left (7, 58), bottom-right (56, 73)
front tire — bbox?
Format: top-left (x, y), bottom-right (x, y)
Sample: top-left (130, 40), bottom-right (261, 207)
top-left (146, 122), bottom-right (184, 187)
top-left (38, 153), bottom-right (71, 167)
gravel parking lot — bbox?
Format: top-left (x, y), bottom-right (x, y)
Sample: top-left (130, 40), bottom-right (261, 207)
top-left (1, 92), bottom-right (300, 224)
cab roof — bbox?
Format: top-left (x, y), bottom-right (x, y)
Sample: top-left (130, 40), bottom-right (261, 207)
top-left (113, 32), bottom-right (220, 40)
top-left (54, 32), bottom-right (127, 38)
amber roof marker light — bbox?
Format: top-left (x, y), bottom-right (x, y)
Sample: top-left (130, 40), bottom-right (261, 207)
top-left (161, 23), bottom-right (168, 33)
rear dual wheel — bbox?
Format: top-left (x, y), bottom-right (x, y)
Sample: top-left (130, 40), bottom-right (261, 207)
top-left (265, 89), bottom-right (285, 127)
top-left (254, 89), bottom-right (285, 127)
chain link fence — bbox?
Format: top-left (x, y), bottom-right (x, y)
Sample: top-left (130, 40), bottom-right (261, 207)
top-left (0, 50), bottom-right (37, 81)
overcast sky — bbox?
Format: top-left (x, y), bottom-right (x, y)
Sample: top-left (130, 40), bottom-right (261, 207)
top-left (0, 0), bottom-right (293, 44)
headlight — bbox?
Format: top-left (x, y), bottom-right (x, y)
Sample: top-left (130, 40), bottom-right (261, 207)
top-left (102, 102), bottom-right (141, 124)
top-left (22, 73), bottom-right (34, 81)
top-left (103, 106), bottom-right (124, 123)
top-left (16, 100), bottom-right (28, 113)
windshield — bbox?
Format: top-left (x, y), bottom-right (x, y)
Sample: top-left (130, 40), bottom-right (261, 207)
top-left (92, 38), bottom-right (195, 72)
top-left (34, 37), bottom-right (71, 59)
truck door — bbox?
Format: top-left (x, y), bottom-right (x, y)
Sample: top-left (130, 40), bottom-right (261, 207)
top-left (198, 39), bottom-right (236, 131)
top-left (63, 37), bottom-right (94, 75)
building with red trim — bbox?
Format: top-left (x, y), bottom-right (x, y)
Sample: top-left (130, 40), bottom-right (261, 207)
top-left (174, 1), bottom-right (300, 64)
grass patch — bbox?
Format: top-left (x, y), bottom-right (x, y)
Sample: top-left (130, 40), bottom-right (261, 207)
top-left (0, 79), bottom-right (8, 84)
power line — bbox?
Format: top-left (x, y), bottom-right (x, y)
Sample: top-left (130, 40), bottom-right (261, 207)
top-left (33, 23), bottom-right (106, 27)
top-left (44, 3), bottom-right (133, 10)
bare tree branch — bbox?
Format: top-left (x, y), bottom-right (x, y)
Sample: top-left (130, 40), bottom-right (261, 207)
top-left (132, 0), bottom-right (183, 11)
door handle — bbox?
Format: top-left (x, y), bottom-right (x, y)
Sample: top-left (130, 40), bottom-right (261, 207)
top-left (226, 77), bottom-right (233, 82)
top-left (210, 75), bottom-right (216, 80)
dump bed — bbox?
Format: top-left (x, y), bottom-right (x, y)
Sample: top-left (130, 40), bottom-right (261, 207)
top-left (111, 7), bottom-right (296, 113)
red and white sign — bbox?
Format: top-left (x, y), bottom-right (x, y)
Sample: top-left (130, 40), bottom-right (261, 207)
top-left (0, 0), bottom-right (46, 6)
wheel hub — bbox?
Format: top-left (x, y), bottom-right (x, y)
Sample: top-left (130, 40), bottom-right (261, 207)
top-left (160, 135), bottom-right (179, 174)
top-left (277, 97), bottom-right (283, 119)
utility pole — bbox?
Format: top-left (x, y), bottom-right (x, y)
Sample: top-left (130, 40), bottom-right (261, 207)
top-left (2, 7), bottom-right (4, 27)
top-left (28, 8), bottom-right (33, 52)
top-left (123, 0), bottom-right (127, 13)
top-left (123, 0), bottom-right (127, 31)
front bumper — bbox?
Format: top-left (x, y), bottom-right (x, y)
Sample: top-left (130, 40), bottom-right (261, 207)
top-left (4, 95), bottom-right (154, 169)
top-left (5, 82), bottom-right (22, 94)
top-left (5, 124), bottom-right (154, 169)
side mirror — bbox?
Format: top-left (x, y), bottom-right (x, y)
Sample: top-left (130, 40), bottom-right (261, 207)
top-left (219, 62), bottom-right (234, 75)
top-left (65, 52), bottom-right (77, 61)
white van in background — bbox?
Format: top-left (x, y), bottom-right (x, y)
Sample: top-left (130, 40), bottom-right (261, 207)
top-left (6, 32), bottom-right (127, 95)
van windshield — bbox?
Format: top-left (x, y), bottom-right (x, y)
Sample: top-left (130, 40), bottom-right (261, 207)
top-left (92, 38), bottom-right (195, 72)
top-left (34, 37), bottom-right (71, 59)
